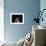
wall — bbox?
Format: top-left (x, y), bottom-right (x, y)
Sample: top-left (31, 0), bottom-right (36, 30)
top-left (0, 0), bottom-right (4, 42)
top-left (4, 0), bottom-right (40, 42)
top-left (40, 0), bottom-right (46, 27)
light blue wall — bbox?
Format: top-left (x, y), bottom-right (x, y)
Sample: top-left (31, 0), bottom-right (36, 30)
top-left (4, 0), bottom-right (40, 42)
top-left (40, 0), bottom-right (46, 27)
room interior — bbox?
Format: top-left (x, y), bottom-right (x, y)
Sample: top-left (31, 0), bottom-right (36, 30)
top-left (0, 0), bottom-right (46, 46)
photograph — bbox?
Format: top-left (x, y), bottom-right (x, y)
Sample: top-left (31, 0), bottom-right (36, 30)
top-left (10, 13), bottom-right (24, 24)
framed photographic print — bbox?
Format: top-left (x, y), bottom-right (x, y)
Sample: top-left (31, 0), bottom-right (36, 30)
top-left (10, 13), bottom-right (24, 24)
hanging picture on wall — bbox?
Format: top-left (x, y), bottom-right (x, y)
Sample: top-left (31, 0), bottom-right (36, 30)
top-left (10, 13), bottom-right (24, 24)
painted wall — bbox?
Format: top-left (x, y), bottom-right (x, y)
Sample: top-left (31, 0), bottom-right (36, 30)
top-left (0, 0), bottom-right (4, 42)
top-left (4, 0), bottom-right (40, 42)
top-left (40, 0), bottom-right (46, 27)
